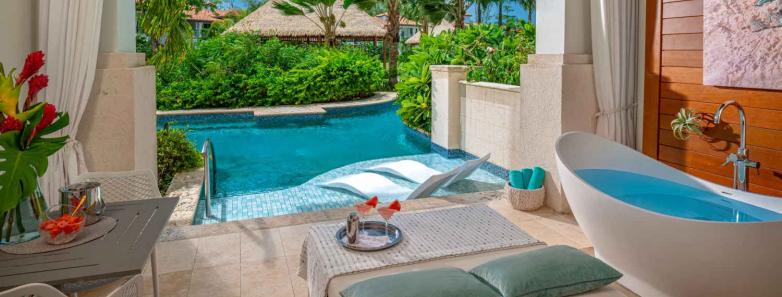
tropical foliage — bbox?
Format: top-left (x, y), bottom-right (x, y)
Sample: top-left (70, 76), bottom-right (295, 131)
top-left (395, 20), bottom-right (535, 131)
top-left (156, 34), bottom-right (385, 110)
top-left (157, 126), bottom-right (203, 193)
top-left (353, 0), bottom-right (403, 87)
top-left (137, 0), bottom-right (218, 64)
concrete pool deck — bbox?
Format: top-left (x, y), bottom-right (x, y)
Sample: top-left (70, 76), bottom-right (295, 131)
top-left (156, 92), bottom-right (397, 117)
top-left (79, 198), bottom-right (640, 297)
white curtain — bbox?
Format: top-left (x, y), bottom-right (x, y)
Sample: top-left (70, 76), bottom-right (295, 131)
top-left (37, 0), bottom-right (103, 202)
top-left (590, 0), bottom-right (640, 147)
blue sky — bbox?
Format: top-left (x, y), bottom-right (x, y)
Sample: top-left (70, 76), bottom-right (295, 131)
top-left (219, 1), bottom-right (535, 24)
top-left (467, 2), bottom-right (535, 24)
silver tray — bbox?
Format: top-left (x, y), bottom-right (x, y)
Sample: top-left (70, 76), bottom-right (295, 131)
top-left (335, 221), bottom-right (403, 251)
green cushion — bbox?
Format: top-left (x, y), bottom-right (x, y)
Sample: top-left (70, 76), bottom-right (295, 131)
top-left (340, 267), bottom-right (502, 297)
top-left (469, 246), bottom-right (622, 297)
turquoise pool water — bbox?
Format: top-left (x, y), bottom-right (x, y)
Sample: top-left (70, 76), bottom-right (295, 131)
top-left (162, 103), bottom-right (431, 197)
top-left (576, 169), bottom-right (782, 222)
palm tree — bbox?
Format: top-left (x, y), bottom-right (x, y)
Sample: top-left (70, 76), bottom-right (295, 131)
top-left (496, 0), bottom-right (503, 26)
top-left (353, 0), bottom-right (406, 87)
top-left (402, 0), bottom-right (446, 34)
top-left (471, 0), bottom-right (491, 23)
top-left (138, 0), bottom-right (197, 65)
top-left (421, 0), bottom-right (470, 29)
top-left (273, 0), bottom-right (358, 47)
top-left (519, 0), bottom-right (534, 23)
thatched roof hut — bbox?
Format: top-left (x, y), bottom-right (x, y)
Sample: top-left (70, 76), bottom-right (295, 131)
top-left (405, 22), bottom-right (455, 45)
top-left (227, 0), bottom-right (385, 42)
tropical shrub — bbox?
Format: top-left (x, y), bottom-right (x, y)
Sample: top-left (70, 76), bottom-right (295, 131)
top-left (156, 34), bottom-right (386, 110)
top-left (157, 126), bottom-right (203, 194)
top-left (395, 20), bottom-right (535, 132)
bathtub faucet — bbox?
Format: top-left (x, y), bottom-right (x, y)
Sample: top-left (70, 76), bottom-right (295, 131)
top-left (713, 100), bottom-right (759, 191)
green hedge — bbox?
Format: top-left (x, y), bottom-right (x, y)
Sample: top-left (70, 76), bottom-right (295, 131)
top-left (156, 34), bottom-right (386, 110)
top-left (395, 20), bottom-right (536, 132)
top-left (157, 127), bottom-right (203, 194)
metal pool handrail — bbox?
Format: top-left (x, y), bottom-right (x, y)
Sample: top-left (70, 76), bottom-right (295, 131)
top-left (201, 138), bottom-right (217, 217)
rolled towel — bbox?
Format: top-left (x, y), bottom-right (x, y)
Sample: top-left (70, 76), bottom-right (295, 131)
top-left (509, 170), bottom-right (526, 189)
top-left (521, 168), bottom-right (534, 189)
top-left (527, 167), bottom-right (545, 190)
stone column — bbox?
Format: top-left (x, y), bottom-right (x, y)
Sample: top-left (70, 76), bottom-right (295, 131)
top-left (76, 0), bottom-right (157, 173)
top-left (430, 65), bottom-right (468, 153)
top-left (513, 0), bottom-right (598, 213)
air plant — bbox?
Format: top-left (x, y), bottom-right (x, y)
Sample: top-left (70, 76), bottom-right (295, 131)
top-left (671, 108), bottom-right (703, 141)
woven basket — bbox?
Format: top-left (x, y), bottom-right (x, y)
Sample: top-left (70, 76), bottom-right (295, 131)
top-left (505, 183), bottom-right (545, 211)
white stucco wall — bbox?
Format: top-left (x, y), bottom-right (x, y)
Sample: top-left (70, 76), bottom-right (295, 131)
top-left (100, 0), bottom-right (136, 53)
top-left (431, 65), bottom-right (468, 149)
top-left (460, 81), bottom-right (522, 169)
top-left (0, 0), bottom-right (36, 73)
top-left (536, 0), bottom-right (592, 55)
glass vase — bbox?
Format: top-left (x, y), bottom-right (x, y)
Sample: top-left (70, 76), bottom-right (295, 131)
top-left (1, 185), bottom-right (48, 245)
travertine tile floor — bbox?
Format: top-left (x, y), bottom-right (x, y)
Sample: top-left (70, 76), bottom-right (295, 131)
top-left (81, 198), bottom-right (638, 297)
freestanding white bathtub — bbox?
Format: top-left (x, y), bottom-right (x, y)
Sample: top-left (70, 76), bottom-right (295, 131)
top-left (555, 132), bottom-right (782, 297)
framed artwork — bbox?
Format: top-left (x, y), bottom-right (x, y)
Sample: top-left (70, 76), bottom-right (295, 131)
top-left (704, 0), bottom-right (782, 90)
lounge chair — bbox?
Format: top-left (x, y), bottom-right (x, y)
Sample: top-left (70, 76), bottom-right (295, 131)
top-left (319, 170), bottom-right (457, 202)
top-left (366, 154), bottom-right (491, 187)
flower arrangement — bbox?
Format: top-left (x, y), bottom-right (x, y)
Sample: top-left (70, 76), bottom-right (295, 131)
top-left (0, 51), bottom-right (70, 242)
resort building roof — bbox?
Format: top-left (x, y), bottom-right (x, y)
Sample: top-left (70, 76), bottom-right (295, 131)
top-left (404, 21), bottom-right (455, 45)
top-left (185, 9), bottom-right (237, 23)
top-left (226, 0), bottom-right (385, 42)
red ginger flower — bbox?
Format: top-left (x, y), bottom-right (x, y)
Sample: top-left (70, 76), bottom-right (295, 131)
top-left (35, 103), bottom-right (57, 131)
top-left (0, 116), bottom-right (23, 132)
top-left (25, 74), bottom-right (48, 108)
top-left (16, 51), bottom-right (45, 85)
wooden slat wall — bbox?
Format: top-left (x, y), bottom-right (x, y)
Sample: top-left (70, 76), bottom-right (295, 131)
top-left (644, 0), bottom-right (782, 197)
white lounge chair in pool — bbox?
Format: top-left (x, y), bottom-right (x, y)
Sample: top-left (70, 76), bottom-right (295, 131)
top-left (366, 154), bottom-right (491, 187)
top-left (319, 170), bottom-right (457, 202)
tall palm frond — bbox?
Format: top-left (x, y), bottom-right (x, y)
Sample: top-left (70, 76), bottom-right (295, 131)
top-left (139, 0), bottom-right (195, 65)
top-left (518, 0), bottom-right (534, 22)
top-left (420, 0), bottom-right (470, 29)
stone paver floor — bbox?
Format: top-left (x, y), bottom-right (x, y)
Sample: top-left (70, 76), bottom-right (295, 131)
top-left (80, 198), bottom-right (639, 297)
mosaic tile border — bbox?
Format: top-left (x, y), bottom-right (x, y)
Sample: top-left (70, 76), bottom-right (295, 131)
top-left (156, 93), bottom-right (396, 127)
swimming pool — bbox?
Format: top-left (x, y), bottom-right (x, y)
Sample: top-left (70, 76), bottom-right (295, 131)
top-left (159, 102), bottom-right (507, 223)
top-left (162, 102), bottom-right (431, 197)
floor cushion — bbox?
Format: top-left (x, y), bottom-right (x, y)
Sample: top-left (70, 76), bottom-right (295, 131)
top-left (469, 245), bottom-right (622, 297)
top-left (340, 267), bottom-right (501, 297)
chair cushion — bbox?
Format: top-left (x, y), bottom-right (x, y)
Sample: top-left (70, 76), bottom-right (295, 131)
top-left (340, 267), bottom-right (501, 297)
top-left (469, 245), bottom-right (622, 297)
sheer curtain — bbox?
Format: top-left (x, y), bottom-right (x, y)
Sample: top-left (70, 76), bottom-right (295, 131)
top-left (37, 0), bottom-right (103, 202)
top-left (590, 0), bottom-right (640, 147)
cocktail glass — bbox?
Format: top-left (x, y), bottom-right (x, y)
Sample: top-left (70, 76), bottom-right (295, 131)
top-left (376, 206), bottom-right (398, 238)
top-left (354, 202), bottom-right (373, 233)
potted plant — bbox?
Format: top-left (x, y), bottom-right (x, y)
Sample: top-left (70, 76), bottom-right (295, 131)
top-left (671, 108), bottom-right (703, 141)
top-left (0, 51), bottom-right (70, 244)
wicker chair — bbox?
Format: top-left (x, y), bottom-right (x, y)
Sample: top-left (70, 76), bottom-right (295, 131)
top-left (0, 275), bottom-right (142, 297)
top-left (73, 170), bottom-right (162, 297)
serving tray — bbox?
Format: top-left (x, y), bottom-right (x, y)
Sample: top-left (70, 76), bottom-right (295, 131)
top-left (335, 221), bottom-right (403, 251)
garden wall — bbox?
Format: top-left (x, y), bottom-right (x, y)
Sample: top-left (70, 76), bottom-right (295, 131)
top-left (430, 58), bottom-right (598, 213)
top-left (460, 82), bottom-right (521, 168)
